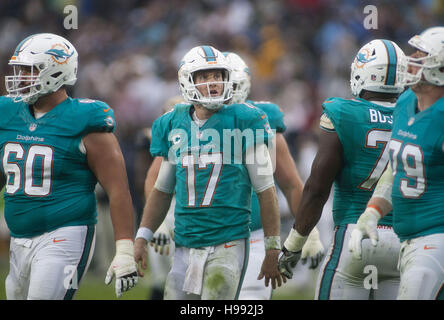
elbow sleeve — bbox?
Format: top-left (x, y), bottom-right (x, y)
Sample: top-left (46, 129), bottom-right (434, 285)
top-left (245, 143), bottom-right (275, 193)
top-left (154, 159), bottom-right (176, 194)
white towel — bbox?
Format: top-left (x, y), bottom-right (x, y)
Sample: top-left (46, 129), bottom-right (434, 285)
top-left (183, 247), bottom-right (210, 295)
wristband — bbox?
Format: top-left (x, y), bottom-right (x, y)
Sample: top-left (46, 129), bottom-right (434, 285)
top-left (284, 228), bottom-right (308, 252)
top-left (367, 205), bottom-right (383, 218)
top-left (115, 239), bottom-right (134, 255)
top-left (364, 206), bottom-right (383, 220)
top-left (264, 236), bottom-right (281, 250)
top-left (135, 227), bottom-right (154, 242)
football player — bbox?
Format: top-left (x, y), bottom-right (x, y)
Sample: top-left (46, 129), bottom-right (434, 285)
top-left (1, 33), bottom-right (138, 299)
top-left (134, 45), bottom-right (284, 300)
top-left (349, 27), bottom-right (444, 300)
top-left (279, 39), bottom-right (407, 299)
top-left (223, 51), bottom-right (324, 300)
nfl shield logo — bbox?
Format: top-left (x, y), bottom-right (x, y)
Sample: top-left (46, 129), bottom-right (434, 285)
top-left (29, 123), bottom-right (37, 132)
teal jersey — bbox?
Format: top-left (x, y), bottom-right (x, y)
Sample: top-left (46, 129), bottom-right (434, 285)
top-left (390, 89), bottom-right (444, 241)
top-left (0, 96), bottom-right (116, 238)
top-left (321, 97), bottom-right (394, 227)
top-left (246, 100), bottom-right (286, 231)
top-left (150, 103), bottom-right (273, 248)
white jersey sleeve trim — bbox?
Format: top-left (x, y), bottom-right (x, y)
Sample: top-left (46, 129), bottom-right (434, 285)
top-left (320, 113), bottom-right (335, 131)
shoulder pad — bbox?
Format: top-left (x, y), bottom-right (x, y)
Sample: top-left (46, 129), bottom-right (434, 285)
top-left (75, 98), bottom-right (116, 134)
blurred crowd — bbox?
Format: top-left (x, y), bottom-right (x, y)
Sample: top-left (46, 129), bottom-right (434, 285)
top-left (0, 0), bottom-right (443, 298)
top-left (0, 0), bottom-right (443, 242)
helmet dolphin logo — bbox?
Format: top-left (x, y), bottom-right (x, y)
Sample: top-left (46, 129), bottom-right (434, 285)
top-left (356, 52), bottom-right (377, 64)
top-left (45, 46), bottom-right (74, 64)
top-left (354, 48), bottom-right (377, 69)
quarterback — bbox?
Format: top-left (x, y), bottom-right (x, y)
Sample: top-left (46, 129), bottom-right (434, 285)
top-left (134, 45), bottom-right (284, 299)
top-left (279, 39), bottom-right (407, 299)
top-left (349, 27), bottom-right (444, 300)
top-left (0, 33), bottom-right (138, 299)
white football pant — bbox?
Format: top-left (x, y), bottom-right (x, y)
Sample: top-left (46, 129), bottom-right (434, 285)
top-left (164, 238), bottom-right (249, 300)
top-left (397, 233), bottom-right (444, 300)
top-left (315, 224), bottom-right (400, 300)
top-left (6, 225), bottom-right (96, 300)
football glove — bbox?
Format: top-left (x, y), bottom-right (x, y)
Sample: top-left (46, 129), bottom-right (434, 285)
top-left (301, 227), bottom-right (325, 269)
top-left (348, 207), bottom-right (381, 260)
top-left (149, 221), bottom-right (172, 255)
top-left (278, 227), bottom-right (308, 279)
top-left (105, 239), bottom-right (138, 298)
top-left (278, 247), bottom-right (301, 279)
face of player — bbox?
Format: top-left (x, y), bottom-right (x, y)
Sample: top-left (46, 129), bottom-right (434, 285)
top-left (408, 50), bottom-right (429, 93)
top-left (193, 69), bottom-right (224, 98)
top-left (13, 65), bottom-right (39, 93)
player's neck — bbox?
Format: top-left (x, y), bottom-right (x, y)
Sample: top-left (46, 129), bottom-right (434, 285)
top-left (32, 89), bottom-right (68, 114)
top-left (414, 85), bottom-right (444, 111)
top-left (194, 104), bottom-right (217, 120)
top-left (361, 91), bottom-right (397, 103)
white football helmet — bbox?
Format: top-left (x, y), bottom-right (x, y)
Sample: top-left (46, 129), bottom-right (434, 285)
top-left (223, 52), bottom-right (251, 104)
top-left (404, 27), bottom-right (444, 86)
top-left (350, 39), bottom-right (407, 97)
top-left (5, 33), bottom-right (78, 104)
top-left (178, 45), bottom-right (233, 110)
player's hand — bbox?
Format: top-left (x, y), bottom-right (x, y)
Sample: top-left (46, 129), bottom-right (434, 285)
top-left (278, 246), bottom-right (301, 279)
top-left (134, 237), bottom-right (148, 277)
top-left (301, 227), bottom-right (325, 269)
top-left (149, 221), bottom-right (171, 255)
top-left (278, 227), bottom-right (307, 279)
top-left (105, 239), bottom-right (139, 298)
top-left (348, 207), bottom-right (381, 260)
top-left (258, 249), bottom-right (286, 289)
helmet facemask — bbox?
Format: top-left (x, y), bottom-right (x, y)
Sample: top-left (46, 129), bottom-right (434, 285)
top-left (231, 73), bottom-right (250, 104)
top-left (189, 68), bottom-right (232, 110)
top-left (402, 28), bottom-right (444, 87)
top-left (178, 46), bottom-right (233, 110)
top-left (6, 63), bottom-right (46, 104)
top-left (223, 52), bottom-right (251, 104)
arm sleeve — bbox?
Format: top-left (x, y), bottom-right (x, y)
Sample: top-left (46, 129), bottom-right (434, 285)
top-left (154, 158), bottom-right (176, 194)
top-left (245, 143), bottom-right (275, 193)
top-left (372, 165), bottom-right (393, 205)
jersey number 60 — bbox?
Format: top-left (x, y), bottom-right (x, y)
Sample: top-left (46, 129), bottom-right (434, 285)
top-left (2, 142), bottom-right (53, 196)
